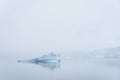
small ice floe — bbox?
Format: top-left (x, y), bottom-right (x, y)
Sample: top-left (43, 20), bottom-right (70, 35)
top-left (18, 53), bottom-right (61, 63)
top-left (35, 53), bottom-right (61, 63)
top-left (17, 53), bottom-right (61, 70)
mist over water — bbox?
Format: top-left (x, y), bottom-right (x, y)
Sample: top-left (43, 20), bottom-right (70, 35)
top-left (0, 0), bottom-right (120, 80)
top-left (1, 52), bottom-right (120, 80)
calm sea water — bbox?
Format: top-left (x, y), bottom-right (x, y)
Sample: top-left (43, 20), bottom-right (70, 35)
top-left (0, 54), bottom-right (120, 80)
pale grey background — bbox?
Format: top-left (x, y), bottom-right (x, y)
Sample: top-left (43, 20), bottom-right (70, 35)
top-left (0, 1), bottom-right (120, 80)
top-left (0, 0), bottom-right (120, 55)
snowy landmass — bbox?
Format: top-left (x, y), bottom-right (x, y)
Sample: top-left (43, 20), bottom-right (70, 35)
top-left (87, 47), bottom-right (120, 67)
top-left (89, 47), bottom-right (120, 59)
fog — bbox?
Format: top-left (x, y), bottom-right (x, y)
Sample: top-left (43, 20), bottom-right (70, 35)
top-left (1, 1), bottom-right (120, 80)
top-left (0, 0), bottom-right (120, 55)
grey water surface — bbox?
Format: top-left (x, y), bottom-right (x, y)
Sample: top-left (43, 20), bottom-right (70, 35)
top-left (0, 53), bottom-right (120, 80)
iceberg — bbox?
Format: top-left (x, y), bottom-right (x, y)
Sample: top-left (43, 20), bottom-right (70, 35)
top-left (35, 53), bottom-right (61, 63)
top-left (17, 53), bottom-right (61, 70)
top-left (18, 53), bottom-right (61, 63)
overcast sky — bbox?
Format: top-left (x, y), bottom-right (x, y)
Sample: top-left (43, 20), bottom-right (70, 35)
top-left (0, 0), bottom-right (120, 54)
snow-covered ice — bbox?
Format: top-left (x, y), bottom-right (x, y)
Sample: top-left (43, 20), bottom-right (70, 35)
top-left (87, 47), bottom-right (120, 67)
top-left (89, 47), bottom-right (120, 59)
top-left (18, 53), bottom-right (61, 63)
top-left (17, 53), bottom-right (61, 70)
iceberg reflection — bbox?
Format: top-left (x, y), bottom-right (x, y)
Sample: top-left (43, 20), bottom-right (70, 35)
top-left (18, 60), bottom-right (60, 70)
top-left (17, 53), bottom-right (61, 70)
top-left (32, 61), bottom-right (60, 70)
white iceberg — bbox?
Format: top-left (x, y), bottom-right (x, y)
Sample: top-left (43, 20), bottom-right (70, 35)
top-left (18, 53), bottom-right (61, 63)
top-left (17, 53), bottom-right (61, 70)
top-left (33, 53), bottom-right (61, 63)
